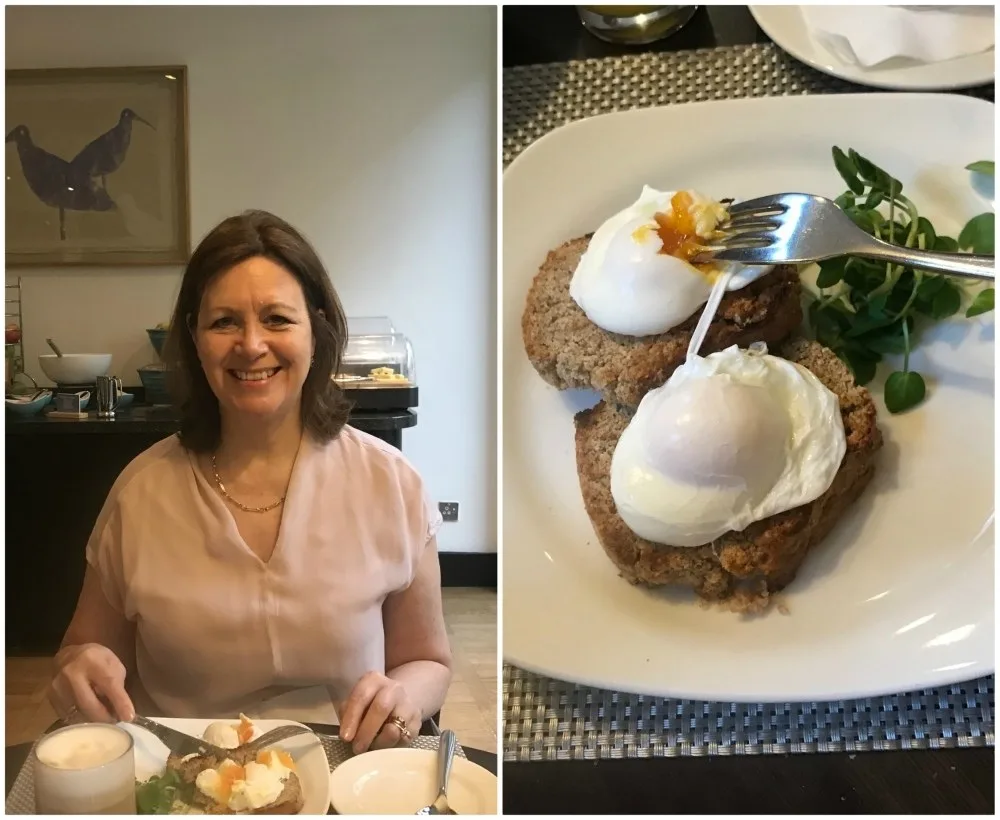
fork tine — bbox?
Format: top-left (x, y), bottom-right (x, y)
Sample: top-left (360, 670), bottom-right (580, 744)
top-left (719, 231), bottom-right (775, 248)
top-left (725, 195), bottom-right (788, 218)
top-left (722, 216), bottom-right (782, 232)
top-left (711, 246), bottom-right (778, 264)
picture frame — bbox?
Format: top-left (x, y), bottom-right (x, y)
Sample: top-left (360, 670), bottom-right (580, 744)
top-left (5, 65), bottom-right (190, 267)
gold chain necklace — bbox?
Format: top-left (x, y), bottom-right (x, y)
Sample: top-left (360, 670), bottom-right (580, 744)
top-left (211, 453), bottom-right (285, 514)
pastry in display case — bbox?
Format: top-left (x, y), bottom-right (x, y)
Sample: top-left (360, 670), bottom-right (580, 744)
top-left (334, 316), bottom-right (418, 411)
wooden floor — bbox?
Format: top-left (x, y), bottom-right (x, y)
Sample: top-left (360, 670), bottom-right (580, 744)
top-left (5, 587), bottom-right (497, 754)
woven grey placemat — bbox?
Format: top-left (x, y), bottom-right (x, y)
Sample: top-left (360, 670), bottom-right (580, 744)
top-left (503, 666), bottom-right (994, 761)
top-left (5, 734), bottom-right (465, 814)
top-left (503, 43), bottom-right (994, 168)
top-left (502, 43), bottom-right (995, 759)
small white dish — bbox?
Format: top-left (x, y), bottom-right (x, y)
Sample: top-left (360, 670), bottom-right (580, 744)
top-left (750, 5), bottom-right (994, 90)
top-left (503, 92), bottom-right (994, 702)
top-left (122, 717), bottom-right (330, 814)
top-left (329, 748), bottom-right (497, 815)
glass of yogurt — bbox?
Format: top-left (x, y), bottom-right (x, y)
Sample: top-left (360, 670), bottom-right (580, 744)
top-left (32, 723), bottom-right (136, 814)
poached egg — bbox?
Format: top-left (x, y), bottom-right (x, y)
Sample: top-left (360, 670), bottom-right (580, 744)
top-left (569, 186), bottom-right (774, 336)
top-left (195, 749), bottom-right (296, 812)
top-left (610, 343), bottom-right (846, 547)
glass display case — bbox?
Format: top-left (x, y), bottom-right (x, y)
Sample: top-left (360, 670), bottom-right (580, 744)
top-left (334, 316), bottom-right (418, 410)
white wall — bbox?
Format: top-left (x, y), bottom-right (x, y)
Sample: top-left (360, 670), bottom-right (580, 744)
top-left (5, 5), bottom-right (497, 555)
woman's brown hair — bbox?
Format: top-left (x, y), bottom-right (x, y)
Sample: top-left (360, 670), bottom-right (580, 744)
top-left (161, 209), bottom-right (352, 452)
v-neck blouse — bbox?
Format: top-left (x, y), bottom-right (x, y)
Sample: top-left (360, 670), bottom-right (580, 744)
top-left (85, 425), bottom-right (442, 719)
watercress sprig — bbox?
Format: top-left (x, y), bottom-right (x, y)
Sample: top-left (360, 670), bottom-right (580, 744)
top-left (803, 146), bottom-right (994, 414)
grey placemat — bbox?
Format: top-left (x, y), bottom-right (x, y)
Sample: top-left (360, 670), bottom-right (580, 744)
top-left (503, 666), bottom-right (994, 761)
top-left (502, 44), bottom-right (995, 759)
top-left (503, 43), bottom-right (994, 168)
top-left (5, 734), bottom-right (465, 814)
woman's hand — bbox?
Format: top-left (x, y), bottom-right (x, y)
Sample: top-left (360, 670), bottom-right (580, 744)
top-left (338, 671), bottom-right (421, 754)
top-left (47, 643), bottom-right (135, 724)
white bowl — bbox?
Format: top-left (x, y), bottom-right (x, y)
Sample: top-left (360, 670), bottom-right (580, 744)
top-left (329, 748), bottom-right (497, 815)
top-left (38, 353), bottom-right (112, 385)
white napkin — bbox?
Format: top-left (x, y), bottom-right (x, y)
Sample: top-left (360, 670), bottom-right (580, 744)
top-left (802, 5), bottom-right (995, 68)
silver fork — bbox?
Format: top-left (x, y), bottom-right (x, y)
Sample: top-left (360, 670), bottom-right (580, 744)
top-left (707, 193), bottom-right (994, 281)
top-left (242, 724), bottom-right (321, 752)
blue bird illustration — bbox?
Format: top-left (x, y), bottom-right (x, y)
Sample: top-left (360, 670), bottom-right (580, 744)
top-left (6, 125), bottom-right (115, 241)
top-left (70, 108), bottom-right (154, 190)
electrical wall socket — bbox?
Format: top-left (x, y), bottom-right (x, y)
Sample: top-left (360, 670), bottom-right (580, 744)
top-left (438, 502), bottom-right (459, 522)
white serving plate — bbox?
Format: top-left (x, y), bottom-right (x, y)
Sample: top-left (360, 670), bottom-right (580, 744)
top-left (328, 748), bottom-right (498, 815)
top-left (750, 5), bottom-right (995, 91)
top-left (123, 717), bottom-right (330, 814)
top-left (503, 92), bottom-right (995, 702)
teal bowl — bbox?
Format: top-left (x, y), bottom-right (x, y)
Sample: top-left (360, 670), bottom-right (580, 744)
top-left (146, 328), bottom-right (169, 359)
top-left (138, 366), bottom-right (171, 405)
top-left (6, 390), bottom-right (53, 416)
top-left (117, 391), bottom-right (135, 410)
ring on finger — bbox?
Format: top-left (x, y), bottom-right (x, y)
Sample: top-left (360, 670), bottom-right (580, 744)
top-left (389, 714), bottom-right (412, 743)
top-left (62, 705), bottom-right (81, 725)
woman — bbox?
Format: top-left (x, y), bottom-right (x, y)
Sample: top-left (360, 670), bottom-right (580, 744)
top-left (47, 210), bottom-right (452, 754)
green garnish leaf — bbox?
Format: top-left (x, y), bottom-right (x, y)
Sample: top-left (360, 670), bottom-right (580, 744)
top-left (861, 324), bottom-right (909, 355)
top-left (807, 146), bottom-right (987, 413)
top-left (816, 257), bottom-right (846, 288)
top-left (844, 208), bottom-right (877, 235)
top-left (958, 213), bottom-right (994, 254)
top-left (843, 257), bottom-right (885, 294)
top-left (863, 189), bottom-right (885, 210)
top-left (832, 146), bottom-right (865, 194)
top-left (845, 302), bottom-right (894, 337)
top-left (848, 148), bottom-right (880, 184)
top-left (884, 371), bottom-right (926, 413)
top-left (136, 770), bottom-right (183, 815)
top-left (875, 168), bottom-right (903, 199)
top-left (916, 274), bottom-right (947, 299)
top-left (965, 160), bottom-right (995, 176)
top-left (834, 191), bottom-right (855, 210)
top-left (966, 287), bottom-right (995, 318)
top-left (929, 280), bottom-right (962, 320)
top-left (843, 349), bottom-right (878, 386)
top-left (916, 216), bottom-right (936, 247)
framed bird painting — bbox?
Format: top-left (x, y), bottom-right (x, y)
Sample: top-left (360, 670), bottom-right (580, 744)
top-left (5, 65), bottom-right (190, 267)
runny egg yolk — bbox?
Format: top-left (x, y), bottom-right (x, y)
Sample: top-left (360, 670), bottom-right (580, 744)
top-left (236, 715), bottom-right (254, 745)
top-left (216, 761), bottom-right (246, 804)
top-left (653, 191), bottom-right (703, 261)
top-left (256, 749), bottom-right (297, 772)
top-left (629, 191), bottom-right (711, 265)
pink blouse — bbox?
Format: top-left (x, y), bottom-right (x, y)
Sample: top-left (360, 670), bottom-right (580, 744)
top-left (85, 425), bottom-right (442, 721)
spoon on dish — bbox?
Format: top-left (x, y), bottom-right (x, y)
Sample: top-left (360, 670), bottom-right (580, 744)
top-left (416, 729), bottom-right (457, 815)
top-left (46, 338), bottom-right (63, 357)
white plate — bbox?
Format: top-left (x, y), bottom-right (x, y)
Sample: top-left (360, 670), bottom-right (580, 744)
top-left (328, 748), bottom-right (498, 815)
top-left (502, 92), bottom-right (995, 702)
top-left (124, 717), bottom-right (330, 814)
top-left (750, 5), bottom-right (995, 91)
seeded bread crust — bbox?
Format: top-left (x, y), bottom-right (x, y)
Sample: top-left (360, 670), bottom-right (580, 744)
top-left (522, 234), bottom-right (805, 409)
top-left (165, 747), bottom-right (305, 815)
top-left (573, 338), bottom-right (883, 613)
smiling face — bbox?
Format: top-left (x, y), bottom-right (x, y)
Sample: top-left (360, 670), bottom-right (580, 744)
top-left (193, 256), bottom-right (315, 425)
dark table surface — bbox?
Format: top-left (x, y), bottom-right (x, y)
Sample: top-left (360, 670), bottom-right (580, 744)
top-left (504, 4), bottom-right (771, 67)
top-left (6, 723), bottom-right (497, 810)
top-left (501, 5), bottom-right (995, 815)
top-left (5, 405), bottom-right (417, 435)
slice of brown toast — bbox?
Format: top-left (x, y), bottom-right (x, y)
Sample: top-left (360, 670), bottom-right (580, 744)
top-left (574, 338), bottom-right (883, 613)
top-left (166, 746), bottom-right (305, 815)
top-left (522, 234), bottom-right (805, 409)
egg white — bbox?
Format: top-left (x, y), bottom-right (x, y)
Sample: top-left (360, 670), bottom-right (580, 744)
top-left (610, 345), bottom-right (847, 547)
top-left (569, 186), bottom-right (774, 337)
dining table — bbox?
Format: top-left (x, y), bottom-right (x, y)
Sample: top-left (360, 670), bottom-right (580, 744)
top-left (502, 5), bottom-right (994, 815)
top-left (5, 722), bottom-right (497, 814)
